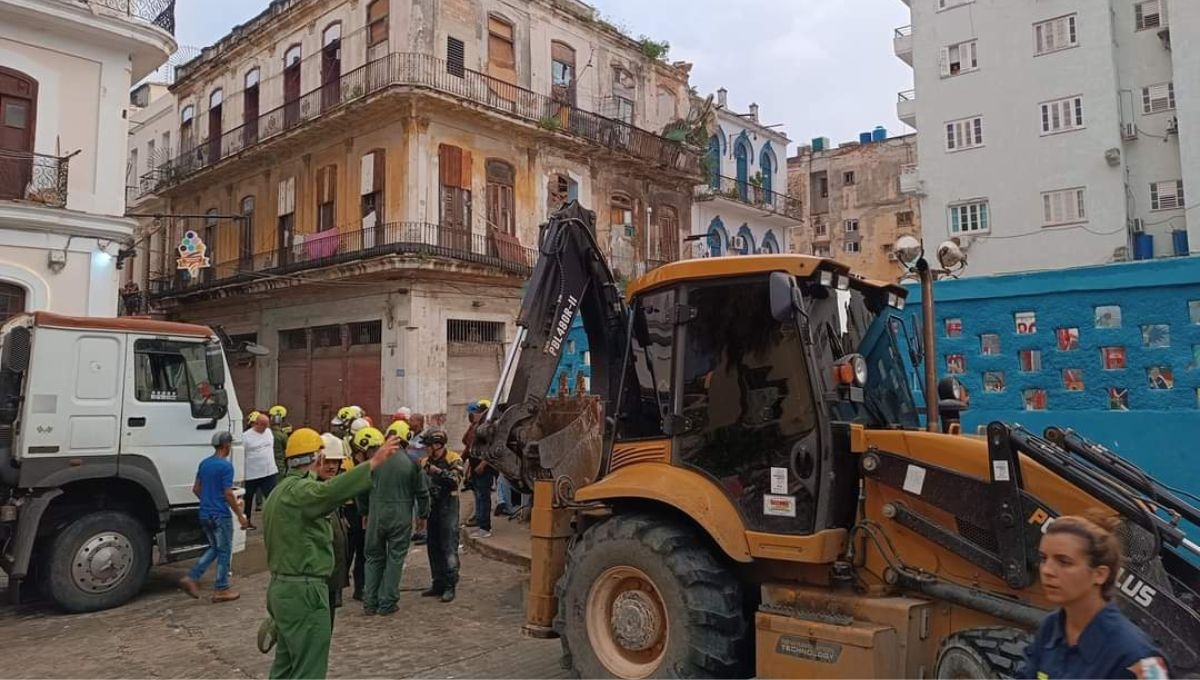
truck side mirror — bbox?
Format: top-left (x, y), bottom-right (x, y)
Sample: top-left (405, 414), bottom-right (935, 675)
top-left (205, 341), bottom-right (226, 390)
top-left (769, 271), bottom-right (799, 322)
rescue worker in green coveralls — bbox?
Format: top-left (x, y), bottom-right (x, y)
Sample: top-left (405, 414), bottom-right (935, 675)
top-left (262, 427), bottom-right (401, 680)
top-left (419, 429), bottom-right (464, 603)
top-left (269, 405), bottom-right (291, 479)
top-left (358, 422), bottom-right (429, 616)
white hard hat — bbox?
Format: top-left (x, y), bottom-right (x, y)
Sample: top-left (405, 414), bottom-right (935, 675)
top-left (349, 417), bottom-right (370, 434)
top-left (320, 433), bottom-right (346, 460)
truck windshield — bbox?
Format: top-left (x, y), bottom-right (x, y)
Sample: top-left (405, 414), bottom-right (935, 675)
top-left (804, 284), bottom-right (921, 430)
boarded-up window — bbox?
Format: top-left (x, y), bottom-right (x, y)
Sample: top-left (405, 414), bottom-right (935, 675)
top-left (612, 67), bottom-right (635, 123)
top-left (611, 194), bottom-right (634, 233)
top-left (551, 41), bottom-right (575, 105)
top-left (650, 205), bottom-right (679, 262)
top-left (487, 16), bottom-right (516, 85)
top-left (439, 144), bottom-right (472, 232)
top-left (367, 0), bottom-right (389, 61)
top-left (361, 150), bottom-right (385, 232)
top-left (317, 165), bottom-right (337, 231)
top-left (486, 159), bottom-right (515, 235)
top-left (447, 36), bottom-right (465, 77)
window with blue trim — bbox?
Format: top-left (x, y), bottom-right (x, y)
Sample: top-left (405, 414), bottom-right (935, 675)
top-left (761, 231), bottom-right (780, 254)
top-left (707, 135), bottom-right (721, 189)
top-left (735, 139), bottom-right (751, 201)
top-left (760, 152), bottom-right (773, 196)
top-left (707, 217), bottom-right (726, 256)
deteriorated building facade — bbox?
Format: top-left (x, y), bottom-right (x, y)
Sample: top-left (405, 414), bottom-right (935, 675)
top-left (788, 134), bottom-right (921, 282)
top-left (125, 0), bottom-right (700, 440)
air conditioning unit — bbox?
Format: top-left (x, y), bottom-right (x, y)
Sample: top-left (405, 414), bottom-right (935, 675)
top-left (1121, 122), bottom-right (1138, 140)
top-left (887, 251), bottom-right (898, 262)
top-left (1131, 218), bottom-right (1145, 233)
top-left (731, 235), bottom-right (747, 250)
top-left (1167, 118), bottom-right (1179, 134)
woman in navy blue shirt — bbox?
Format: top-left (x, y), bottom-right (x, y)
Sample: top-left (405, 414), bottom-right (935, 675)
top-left (1021, 511), bottom-right (1169, 679)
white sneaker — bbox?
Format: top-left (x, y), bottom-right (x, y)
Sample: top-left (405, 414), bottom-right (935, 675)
top-left (470, 528), bottom-right (492, 539)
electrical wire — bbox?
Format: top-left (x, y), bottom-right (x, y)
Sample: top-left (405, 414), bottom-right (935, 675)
top-left (971, 222), bottom-right (1130, 241)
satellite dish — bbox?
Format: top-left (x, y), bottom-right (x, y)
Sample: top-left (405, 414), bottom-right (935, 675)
top-left (241, 342), bottom-right (270, 357)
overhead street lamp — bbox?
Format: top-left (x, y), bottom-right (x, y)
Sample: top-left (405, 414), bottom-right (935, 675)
top-left (893, 235), bottom-right (967, 433)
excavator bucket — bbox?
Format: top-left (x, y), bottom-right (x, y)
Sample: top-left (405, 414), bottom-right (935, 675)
top-left (531, 388), bottom-right (605, 505)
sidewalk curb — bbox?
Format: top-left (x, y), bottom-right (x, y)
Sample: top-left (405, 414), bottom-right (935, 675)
top-left (460, 528), bottom-right (531, 570)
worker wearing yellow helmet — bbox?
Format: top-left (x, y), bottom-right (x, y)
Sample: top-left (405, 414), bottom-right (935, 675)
top-left (357, 424), bottom-right (429, 616)
top-left (261, 427), bottom-right (401, 678)
top-left (246, 410), bottom-right (262, 427)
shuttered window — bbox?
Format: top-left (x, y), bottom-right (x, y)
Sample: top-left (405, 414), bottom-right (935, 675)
top-left (1135, 1), bottom-right (1162, 30)
top-left (439, 144), bottom-right (472, 230)
top-left (1034, 15), bottom-right (1078, 55)
top-left (1040, 96), bottom-right (1085, 134)
top-left (650, 205), bottom-right (679, 262)
top-left (1142, 83), bottom-right (1175, 114)
top-left (361, 150), bottom-right (385, 229)
top-left (367, 0), bottom-right (388, 47)
top-left (551, 41), bottom-right (575, 104)
top-left (317, 165), bottom-right (337, 231)
top-left (945, 116), bottom-right (984, 151)
top-left (447, 36), bottom-right (465, 77)
top-left (485, 159), bottom-right (515, 235)
top-left (487, 16), bottom-right (516, 85)
top-left (1150, 180), bottom-right (1184, 211)
top-left (939, 40), bottom-right (978, 77)
top-left (949, 200), bottom-right (990, 234)
top-left (1042, 188), bottom-right (1087, 226)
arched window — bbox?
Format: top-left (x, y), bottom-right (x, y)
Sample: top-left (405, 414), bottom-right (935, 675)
top-left (283, 44), bottom-right (302, 67)
top-left (0, 282), bottom-right (26, 325)
top-left (244, 70), bottom-right (261, 140)
top-left (734, 224), bottom-right (755, 255)
top-left (706, 216), bottom-right (726, 257)
top-left (239, 196), bottom-right (255, 264)
top-left (322, 22), bottom-right (341, 46)
top-left (761, 230), bottom-right (780, 254)
top-left (244, 68), bottom-right (260, 89)
top-left (706, 134), bottom-right (721, 189)
top-left (759, 150), bottom-right (773, 196)
top-left (180, 105), bottom-right (196, 150)
top-left (181, 105), bottom-right (195, 123)
top-left (734, 137), bottom-right (752, 201)
top-left (209, 89), bottom-right (223, 109)
top-left (486, 159), bottom-right (515, 234)
top-left (547, 173), bottom-right (577, 212)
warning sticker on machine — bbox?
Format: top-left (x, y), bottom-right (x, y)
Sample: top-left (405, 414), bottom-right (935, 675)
top-left (992, 460), bottom-right (1011, 482)
top-left (902, 464), bottom-right (926, 495)
top-left (776, 635), bottom-right (842, 664)
top-left (763, 494), bottom-right (797, 517)
top-left (770, 467), bottom-right (788, 494)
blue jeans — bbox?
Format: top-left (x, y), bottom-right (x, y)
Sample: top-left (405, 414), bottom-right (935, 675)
top-left (496, 476), bottom-right (515, 513)
top-left (189, 515), bottom-right (233, 591)
top-left (472, 467), bottom-right (497, 531)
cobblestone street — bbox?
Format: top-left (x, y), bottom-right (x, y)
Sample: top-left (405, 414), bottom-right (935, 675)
top-left (0, 544), bottom-right (565, 679)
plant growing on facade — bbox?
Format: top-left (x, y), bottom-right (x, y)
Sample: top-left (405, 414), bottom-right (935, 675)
top-left (538, 115), bottom-right (561, 131)
top-left (638, 37), bottom-right (670, 61)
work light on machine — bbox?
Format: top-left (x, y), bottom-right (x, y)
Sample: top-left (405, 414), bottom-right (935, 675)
top-left (833, 354), bottom-right (868, 387)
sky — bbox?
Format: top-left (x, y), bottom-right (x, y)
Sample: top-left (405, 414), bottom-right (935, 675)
top-left (174, 0), bottom-right (914, 156)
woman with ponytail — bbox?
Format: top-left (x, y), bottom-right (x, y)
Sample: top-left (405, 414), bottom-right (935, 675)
top-left (1020, 510), bottom-right (1169, 679)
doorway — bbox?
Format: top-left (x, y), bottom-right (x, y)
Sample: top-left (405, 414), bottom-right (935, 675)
top-left (0, 67), bottom-right (37, 201)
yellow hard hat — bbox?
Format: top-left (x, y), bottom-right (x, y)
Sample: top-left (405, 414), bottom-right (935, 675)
top-left (385, 420), bottom-right (411, 443)
top-left (246, 410), bottom-right (262, 426)
top-left (285, 428), bottom-right (324, 459)
top-left (352, 426), bottom-right (385, 452)
top-left (269, 405), bottom-right (288, 418)
top-left (336, 405), bottom-right (363, 422)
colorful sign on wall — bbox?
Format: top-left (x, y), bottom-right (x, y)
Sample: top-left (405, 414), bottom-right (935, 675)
top-left (176, 230), bottom-right (210, 277)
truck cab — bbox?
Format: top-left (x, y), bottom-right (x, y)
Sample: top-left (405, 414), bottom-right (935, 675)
top-left (0, 312), bottom-right (244, 612)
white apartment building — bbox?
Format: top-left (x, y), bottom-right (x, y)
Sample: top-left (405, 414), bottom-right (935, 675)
top-left (896, 0), bottom-right (1198, 275)
top-left (0, 0), bottom-right (175, 318)
top-left (691, 89), bottom-right (800, 258)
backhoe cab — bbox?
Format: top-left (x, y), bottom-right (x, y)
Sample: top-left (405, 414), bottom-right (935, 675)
top-left (478, 203), bottom-right (1200, 679)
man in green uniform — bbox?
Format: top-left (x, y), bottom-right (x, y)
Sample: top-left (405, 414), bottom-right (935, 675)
top-left (419, 429), bottom-right (465, 603)
top-left (262, 427), bottom-right (401, 679)
top-left (358, 423), bottom-right (429, 616)
top-left (269, 405), bottom-right (290, 480)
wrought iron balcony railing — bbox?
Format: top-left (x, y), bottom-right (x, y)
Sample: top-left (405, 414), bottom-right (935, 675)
top-left (78, 0), bottom-right (176, 35)
top-left (0, 149), bottom-right (70, 208)
top-left (148, 52), bottom-right (698, 194)
top-left (148, 220), bottom-right (535, 298)
top-left (696, 174), bottom-right (803, 220)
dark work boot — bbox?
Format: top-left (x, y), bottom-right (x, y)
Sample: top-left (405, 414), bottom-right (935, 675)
top-left (440, 587), bottom-right (456, 603)
top-left (421, 586), bottom-right (443, 598)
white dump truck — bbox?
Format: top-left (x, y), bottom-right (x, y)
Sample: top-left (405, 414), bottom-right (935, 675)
top-left (0, 312), bottom-right (247, 612)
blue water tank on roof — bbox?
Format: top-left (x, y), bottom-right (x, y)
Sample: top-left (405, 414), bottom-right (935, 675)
top-left (859, 132), bottom-right (873, 145)
top-left (873, 126), bottom-right (888, 142)
top-left (1134, 233), bottom-right (1154, 260)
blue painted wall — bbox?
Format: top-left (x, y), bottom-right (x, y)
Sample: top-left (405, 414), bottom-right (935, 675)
top-left (906, 256), bottom-right (1200, 495)
top-left (549, 316), bottom-right (591, 396)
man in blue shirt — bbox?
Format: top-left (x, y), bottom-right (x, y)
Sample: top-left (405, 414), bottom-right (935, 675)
top-left (180, 431), bottom-right (250, 602)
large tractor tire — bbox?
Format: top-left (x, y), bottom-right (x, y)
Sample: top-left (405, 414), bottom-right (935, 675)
top-left (554, 513), bottom-right (750, 679)
top-left (935, 627), bottom-right (1031, 679)
top-left (43, 511), bottom-right (152, 613)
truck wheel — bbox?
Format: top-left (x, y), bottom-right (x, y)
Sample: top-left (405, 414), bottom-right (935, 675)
top-left (554, 514), bottom-right (749, 679)
top-left (935, 627), bottom-right (1031, 679)
top-left (43, 511), bottom-right (151, 613)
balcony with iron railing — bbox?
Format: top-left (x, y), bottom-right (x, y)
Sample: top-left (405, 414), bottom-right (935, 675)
top-left (147, 220), bottom-right (537, 299)
top-left (78, 0), bottom-right (177, 34)
top-left (146, 52), bottom-right (700, 195)
top-left (0, 149), bottom-right (71, 208)
top-left (695, 174), bottom-right (804, 223)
